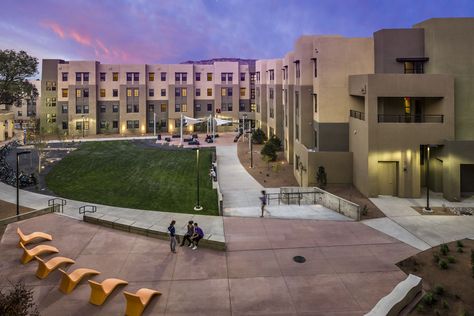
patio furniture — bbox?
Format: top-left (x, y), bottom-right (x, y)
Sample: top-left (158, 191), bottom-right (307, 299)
top-left (123, 288), bottom-right (161, 316)
top-left (59, 268), bottom-right (101, 294)
top-left (17, 227), bottom-right (52, 247)
top-left (88, 278), bottom-right (129, 305)
top-left (19, 242), bottom-right (58, 264)
top-left (34, 256), bottom-right (75, 279)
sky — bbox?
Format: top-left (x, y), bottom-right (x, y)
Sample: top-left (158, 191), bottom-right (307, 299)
top-left (1, 0), bottom-right (473, 75)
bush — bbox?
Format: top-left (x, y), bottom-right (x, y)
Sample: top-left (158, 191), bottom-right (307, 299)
top-left (0, 281), bottom-right (39, 316)
top-left (260, 141), bottom-right (278, 162)
top-left (434, 284), bottom-right (444, 295)
top-left (457, 247), bottom-right (464, 253)
top-left (267, 135), bottom-right (282, 151)
top-left (456, 240), bottom-right (464, 248)
top-left (442, 299), bottom-right (449, 309)
top-left (422, 292), bottom-right (436, 306)
top-left (316, 166), bottom-right (327, 189)
top-left (439, 259), bottom-right (448, 270)
top-left (252, 128), bottom-right (267, 144)
top-left (447, 255), bottom-right (456, 263)
top-left (361, 205), bottom-right (368, 216)
top-left (416, 303), bottom-right (425, 313)
top-left (433, 252), bottom-right (440, 263)
top-left (440, 244), bottom-right (449, 256)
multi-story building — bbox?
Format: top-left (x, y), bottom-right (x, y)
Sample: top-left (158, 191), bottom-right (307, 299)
top-left (14, 79), bottom-right (41, 125)
top-left (40, 59), bottom-right (255, 137)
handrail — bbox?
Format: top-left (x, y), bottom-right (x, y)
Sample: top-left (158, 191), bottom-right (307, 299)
top-left (265, 191), bottom-right (323, 206)
top-left (48, 198), bottom-right (67, 213)
top-left (378, 114), bottom-right (443, 123)
top-left (349, 110), bottom-right (365, 121)
top-left (79, 205), bottom-right (97, 215)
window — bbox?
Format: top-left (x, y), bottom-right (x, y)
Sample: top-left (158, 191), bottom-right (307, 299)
top-left (126, 73), bottom-right (132, 81)
top-left (161, 104), bottom-right (166, 112)
top-left (239, 88), bottom-right (246, 97)
top-left (195, 103), bottom-right (201, 111)
top-left (134, 89), bottom-right (139, 97)
top-left (17, 111), bottom-right (22, 116)
top-left (76, 89), bottom-right (81, 98)
top-left (207, 88), bottom-right (212, 96)
top-left (228, 103), bottom-right (233, 111)
top-left (76, 105), bottom-right (82, 114)
top-left (174, 72), bottom-right (187, 83)
top-left (76, 73), bottom-right (81, 82)
top-left (181, 88), bottom-right (187, 97)
top-left (83, 105), bottom-right (89, 113)
top-left (196, 88), bottom-right (201, 96)
top-left (113, 104), bottom-right (118, 112)
top-left (100, 89), bottom-right (106, 97)
top-left (251, 88), bottom-right (255, 99)
top-left (133, 73), bottom-right (139, 82)
top-left (148, 119), bottom-right (154, 128)
top-left (113, 72), bottom-right (118, 81)
top-left (83, 73), bottom-right (89, 82)
top-left (251, 103), bottom-right (256, 112)
top-left (175, 88), bottom-right (181, 97)
top-left (100, 72), bottom-right (106, 81)
top-left (228, 88), bottom-right (233, 96)
top-left (161, 120), bottom-right (167, 128)
top-left (295, 61), bottom-right (300, 78)
top-left (182, 73), bottom-right (187, 83)
top-left (83, 89), bottom-right (89, 98)
top-left (127, 105), bottom-right (132, 113)
top-left (256, 72), bottom-right (260, 82)
top-left (62, 89), bottom-right (68, 98)
top-left (50, 97), bottom-right (56, 107)
top-left (269, 88), bottom-right (274, 99)
top-left (240, 73), bottom-right (245, 81)
top-left (182, 104), bottom-right (187, 112)
top-left (76, 121), bottom-right (82, 130)
top-left (113, 89), bottom-right (118, 97)
top-left (207, 73), bottom-right (213, 81)
top-left (161, 89), bottom-right (166, 97)
top-left (127, 120), bottom-right (139, 129)
top-left (148, 72), bottom-right (154, 81)
top-left (133, 104), bottom-right (139, 112)
top-left (175, 119), bottom-right (181, 128)
top-left (313, 58), bottom-right (318, 77)
top-left (207, 103), bottom-right (212, 112)
top-left (175, 104), bottom-right (181, 112)
top-left (127, 88), bottom-right (132, 97)
top-left (313, 94), bottom-right (318, 113)
top-left (270, 106), bottom-right (274, 118)
top-left (269, 69), bottom-right (274, 81)
top-left (404, 61), bottom-right (424, 74)
top-left (148, 104), bottom-right (154, 112)
top-left (100, 104), bottom-right (106, 113)
top-left (250, 73), bottom-right (255, 84)
top-left (195, 72), bottom-right (201, 81)
top-left (62, 72), bottom-right (68, 81)
top-left (221, 88), bottom-right (226, 96)
top-left (62, 121), bottom-right (68, 130)
top-left (161, 72), bottom-right (166, 81)
top-left (228, 73), bottom-right (232, 82)
top-left (112, 120), bottom-right (118, 128)
top-left (175, 72), bottom-right (180, 82)
top-left (61, 105), bottom-right (68, 114)
top-left (100, 121), bottom-right (106, 129)
top-left (221, 73), bottom-right (226, 83)
top-left (239, 103), bottom-right (245, 111)
top-left (295, 91), bottom-right (299, 117)
top-left (282, 68), bottom-right (286, 80)
top-left (149, 89), bottom-right (154, 97)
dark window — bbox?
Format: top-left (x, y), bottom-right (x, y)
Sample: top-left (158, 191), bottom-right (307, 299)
top-left (83, 89), bottom-right (89, 98)
top-left (76, 105), bottom-right (82, 114)
top-left (61, 105), bottom-right (68, 114)
top-left (314, 58), bottom-right (317, 78)
top-left (269, 70), bottom-right (274, 81)
top-left (133, 73), bottom-right (139, 81)
top-left (113, 89), bottom-right (118, 97)
top-left (182, 73), bottom-right (187, 83)
top-left (175, 88), bottom-right (181, 97)
top-left (76, 72), bottom-right (81, 82)
top-left (239, 103), bottom-right (245, 111)
top-left (161, 72), bottom-right (166, 81)
top-left (207, 103), bottom-right (212, 112)
top-left (62, 121), bottom-right (68, 130)
top-left (228, 73), bottom-right (232, 82)
top-left (175, 104), bottom-right (181, 112)
top-left (62, 72), bottom-right (68, 81)
top-left (100, 72), bottom-right (106, 81)
top-left (161, 120), bottom-right (167, 128)
top-left (133, 104), bottom-right (139, 112)
top-left (195, 72), bottom-right (201, 81)
top-left (100, 121), bottom-right (106, 129)
top-left (195, 103), bottom-right (201, 111)
top-left (148, 104), bottom-right (154, 112)
top-left (295, 61), bottom-right (300, 78)
top-left (256, 72), bottom-right (260, 82)
top-left (127, 105), bottom-right (132, 113)
top-left (251, 89), bottom-right (255, 99)
top-left (221, 73), bottom-right (226, 83)
top-left (404, 61), bottom-right (424, 74)
top-left (126, 72), bottom-right (132, 81)
top-left (175, 72), bottom-right (180, 82)
top-left (76, 121), bottom-right (82, 130)
top-left (113, 104), bottom-right (118, 112)
top-left (240, 73), bottom-right (245, 81)
top-left (113, 72), bottom-right (118, 81)
top-left (100, 104), bottom-right (106, 113)
top-left (161, 89), bottom-right (166, 97)
top-left (83, 72), bottom-right (89, 81)
top-left (196, 88), bottom-right (201, 96)
top-left (269, 88), bottom-right (274, 99)
top-left (112, 120), bottom-right (118, 128)
top-left (228, 88), bottom-right (233, 96)
top-left (149, 89), bottom-right (154, 97)
top-left (83, 105), bottom-right (89, 114)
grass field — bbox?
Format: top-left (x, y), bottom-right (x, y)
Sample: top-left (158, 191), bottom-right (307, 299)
top-left (46, 141), bottom-right (219, 215)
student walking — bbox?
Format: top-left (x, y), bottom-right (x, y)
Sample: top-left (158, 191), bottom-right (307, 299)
top-left (180, 220), bottom-right (194, 247)
top-left (168, 220), bottom-right (177, 253)
top-left (190, 223), bottom-right (204, 250)
top-left (259, 190), bottom-right (267, 217)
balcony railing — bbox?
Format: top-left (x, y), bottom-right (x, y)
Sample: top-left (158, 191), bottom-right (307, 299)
top-left (350, 110), bottom-right (365, 121)
top-left (378, 114), bottom-right (444, 123)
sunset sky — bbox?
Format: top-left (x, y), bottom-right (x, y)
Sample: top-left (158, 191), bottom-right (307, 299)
top-left (1, 0), bottom-right (473, 74)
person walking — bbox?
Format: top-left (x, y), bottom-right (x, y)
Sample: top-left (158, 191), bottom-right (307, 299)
top-left (259, 190), bottom-right (267, 217)
top-left (190, 223), bottom-right (204, 250)
top-left (180, 220), bottom-right (194, 247)
top-left (168, 220), bottom-right (177, 253)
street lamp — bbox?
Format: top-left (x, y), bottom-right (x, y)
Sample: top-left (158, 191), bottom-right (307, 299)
top-left (81, 115), bottom-right (85, 138)
top-left (193, 147), bottom-right (203, 211)
top-left (424, 145), bottom-right (434, 212)
top-left (16, 151), bottom-right (31, 216)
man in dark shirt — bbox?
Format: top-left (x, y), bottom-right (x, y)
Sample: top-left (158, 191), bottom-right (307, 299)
top-left (190, 223), bottom-right (204, 250)
top-left (168, 220), bottom-right (177, 253)
top-left (180, 220), bottom-right (194, 247)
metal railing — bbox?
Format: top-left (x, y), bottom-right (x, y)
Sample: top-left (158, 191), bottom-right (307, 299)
top-left (378, 114), bottom-right (444, 123)
top-left (265, 191), bottom-right (323, 206)
top-left (48, 198), bottom-right (67, 213)
top-left (349, 110), bottom-right (365, 121)
top-left (79, 205), bottom-right (97, 215)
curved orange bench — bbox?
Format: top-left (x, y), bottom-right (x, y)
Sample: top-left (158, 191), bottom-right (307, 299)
top-left (34, 256), bottom-right (75, 279)
top-left (123, 288), bottom-right (161, 316)
top-left (59, 268), bottom-right (101, 294)
top-left (17, 227), bottom-right (52, 247)
top-left (88, 278), bottom-right (129, 305)
top-left (19, 242), bottom-right (59, 264)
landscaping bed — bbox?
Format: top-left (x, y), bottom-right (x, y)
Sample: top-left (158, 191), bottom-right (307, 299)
top-left (397, 239), bottom-right (474, 315)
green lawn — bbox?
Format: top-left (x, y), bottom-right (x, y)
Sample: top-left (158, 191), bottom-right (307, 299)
top-left (46, 141), bottom-right (219, 215)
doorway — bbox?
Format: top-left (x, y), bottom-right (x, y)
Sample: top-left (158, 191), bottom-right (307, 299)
top-left (378, 161), bottom-right (398, 196)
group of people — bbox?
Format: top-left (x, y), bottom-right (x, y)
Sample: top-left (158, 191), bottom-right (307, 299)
top-left (209, 162), bottom-right (217, 182)
top-left (167, 220), bottom-right (204, 253)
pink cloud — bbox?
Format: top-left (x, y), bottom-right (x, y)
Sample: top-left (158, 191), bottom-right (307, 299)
top-left (70, 30), bottom-right (91, 46)
top-left (40, 20), bottom-right (65, 38)
top-left (95, 39), bottom-right (109, 55)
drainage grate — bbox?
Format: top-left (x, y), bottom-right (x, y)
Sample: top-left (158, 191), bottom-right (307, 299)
top-left (293, 256), bottom-right (306, 263)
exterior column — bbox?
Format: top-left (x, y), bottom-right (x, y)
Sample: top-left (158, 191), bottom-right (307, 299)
top-left (0, 121), bottom-right (5, 141)
top-left (7, 119), bottom-right (14, 138)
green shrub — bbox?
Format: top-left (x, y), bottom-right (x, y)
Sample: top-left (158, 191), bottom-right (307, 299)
top-left (416, 303), bottom-right (425, 313)
top-left (433, 252), bottom-right (440, 263)
top-left (439, 259), bottom-right (448, 270)
top-left (251, 128), bottom-right (267, 144)
top-left (361, 205), bottom-right (368, 216)
top-left (457, 247), bottom-right (464, 253)
top-left (456, 240), bottom-right (464, 248)
top-left (316, 166), bottom-right (327, 189)
top-left (267, 135), bottom-right (282, 150)
top-left (434, 284), bottom-right (444, 295)
top-left (422, 292), bottom-right (436, 306)
top-left (440, 244), bottom-right (449, 256)
top-left (260, 141), bottom-right (278, 162)
top-left (442, 299), bottom-right (449, 309)
top-left (447, 255), bottom-right (456, 263)
top-left (0, 281), bottom-right (39, 316)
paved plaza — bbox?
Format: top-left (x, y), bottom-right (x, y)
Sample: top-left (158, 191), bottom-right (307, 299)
top-left (1, 214), bottom-right (417, 315)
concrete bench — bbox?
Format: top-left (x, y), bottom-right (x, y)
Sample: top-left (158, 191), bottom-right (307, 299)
top-left (83, 214), bottom-right (226, 251)
top-left (365, 274), bottom-right (422, 316)
top-left (123, 288), bottom-right (161, 316)
top-left (19, 242), bottom-right (59, 264)
top-left (34, 256), bottom-right (75, 279)
top-left (59, 268), bottom-right (101, 294)
top-left (89, 278), bottom-right (129, 306)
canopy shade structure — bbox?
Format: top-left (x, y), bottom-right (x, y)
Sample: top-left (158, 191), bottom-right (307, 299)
top-left (183, 116), bottom-right (204, 126)
top-left (214, 118), bottom-right (233, 126)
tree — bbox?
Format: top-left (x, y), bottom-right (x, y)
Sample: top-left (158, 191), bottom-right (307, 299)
top-left (261, 141), bottom-right (277, 162)
top-left (316, 166), bottom-right (327, 189)
top-left (252, 128), bottom-right (267, 144)
top-left (0, 50), bottom-right (38, 108)
top-left (0, 281), bottom-right (39, 316)
top-left (268, 135), bottom-right (282, 151)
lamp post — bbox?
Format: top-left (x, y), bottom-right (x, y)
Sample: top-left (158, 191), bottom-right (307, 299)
top-left (153, 112), bottom-right (156, 136)
top-left (81, 115), bottom-right (85, 138)
top-left (194, 147), bottom-right (203, 211)
top-left (425, 145), bottom-right (431, 211)
top-left (242, 114), bottom-right (247, 142)
top-left (16, 151), bottom-right (31, 216)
